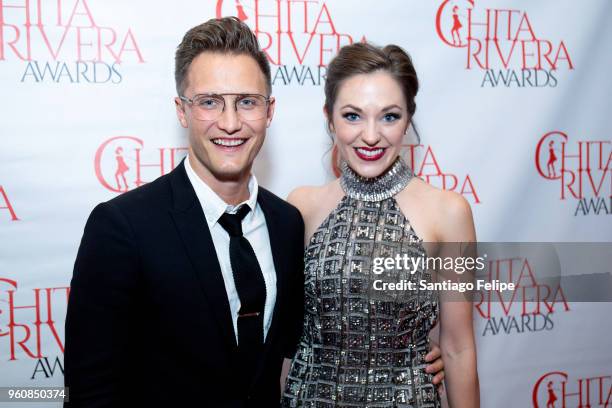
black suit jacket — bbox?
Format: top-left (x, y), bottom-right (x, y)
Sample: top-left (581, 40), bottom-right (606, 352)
top-left (64, 162), bottom-right (305, 407)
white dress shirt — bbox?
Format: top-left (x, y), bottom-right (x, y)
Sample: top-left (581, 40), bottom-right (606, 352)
top-left (184, 157), bottom-right (277, 344)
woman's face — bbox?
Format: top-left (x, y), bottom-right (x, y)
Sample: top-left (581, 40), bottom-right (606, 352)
top-left (329, 71), bottom-right (409, 179)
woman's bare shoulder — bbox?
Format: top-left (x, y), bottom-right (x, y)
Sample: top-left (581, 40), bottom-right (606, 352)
top-left (287, 180), bottom-right (343, 218)
top-left (399, 177), bottom-right (475, 241)
top-left (404, 176), bottom-right (468, 208)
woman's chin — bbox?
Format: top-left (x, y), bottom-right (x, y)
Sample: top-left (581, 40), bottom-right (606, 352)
top-left (347, 155), bottom-right (395, 179)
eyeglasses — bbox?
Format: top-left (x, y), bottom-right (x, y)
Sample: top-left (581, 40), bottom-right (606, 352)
top-left (179, 93), bottom-right (271, 121)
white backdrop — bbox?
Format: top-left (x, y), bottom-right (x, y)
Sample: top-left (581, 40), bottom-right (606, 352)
top-left (1, 0), bottom-right (611, 407)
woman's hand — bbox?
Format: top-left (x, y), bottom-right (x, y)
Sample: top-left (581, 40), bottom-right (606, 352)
top-left (280, 358), bottom-right (292, 398)
top-left (425, 340), bottom-right (446, 393)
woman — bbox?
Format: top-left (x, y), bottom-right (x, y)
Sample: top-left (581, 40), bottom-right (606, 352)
top-left (281, 43), bottom-right (479, 407)
top-left (451, 5), bottom-right (463, 46)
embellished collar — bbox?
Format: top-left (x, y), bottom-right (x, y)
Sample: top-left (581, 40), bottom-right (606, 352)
top-left (339, 156), bottom-right (413, 202)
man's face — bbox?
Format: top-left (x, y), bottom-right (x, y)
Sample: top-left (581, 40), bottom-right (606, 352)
top-left (176, 52), bottom-right (274, 182)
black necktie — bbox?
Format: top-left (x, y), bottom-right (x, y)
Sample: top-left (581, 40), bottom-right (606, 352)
top-left (218, 205), bottom-right (267, 351)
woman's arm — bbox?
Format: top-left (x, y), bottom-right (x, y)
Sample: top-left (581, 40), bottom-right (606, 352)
top-left (437, 192), bottom-right (480, 408)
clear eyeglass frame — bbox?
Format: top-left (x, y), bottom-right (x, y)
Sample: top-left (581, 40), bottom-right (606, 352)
top-left (179, 93), bottom-right (271, 121)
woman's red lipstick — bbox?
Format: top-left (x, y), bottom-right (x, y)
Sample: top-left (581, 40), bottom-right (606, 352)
top-left (354, 146), bottom-right (385, 161)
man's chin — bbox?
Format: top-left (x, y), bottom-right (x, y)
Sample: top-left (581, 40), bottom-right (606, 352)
top-left (211, 165), bottom-right (251, 182)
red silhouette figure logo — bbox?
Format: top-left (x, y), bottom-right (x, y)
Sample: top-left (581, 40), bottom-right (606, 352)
top-left (436, 0), bottom-right (474, 48)
top-left (546, 381), bottom-right (557, 408)
top-left (236, 0), bottom-right (248, 21)
top-left (115, 146), bottom-right (130, 192)
top-left (216, 0), bottom-right (250, 21)
top-left (451, 6), bottom-right (463, 45)
top-left (547, 141), bottom-right (558, 178)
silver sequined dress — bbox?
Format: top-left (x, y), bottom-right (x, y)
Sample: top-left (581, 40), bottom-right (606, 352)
top-left (282, 158), bottom-right (440, 408)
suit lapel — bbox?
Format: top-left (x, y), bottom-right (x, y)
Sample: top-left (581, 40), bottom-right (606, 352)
top-left (168, 162), bottom-right (237, 350)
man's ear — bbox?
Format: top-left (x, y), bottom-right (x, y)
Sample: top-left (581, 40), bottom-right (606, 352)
top-left (175, 97), bottom-right (188, 128)
top-left (266, 96), bottom-right (276, 128)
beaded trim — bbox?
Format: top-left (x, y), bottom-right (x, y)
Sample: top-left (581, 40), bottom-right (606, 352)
top-left (339, 156), bottom-right (413, 202)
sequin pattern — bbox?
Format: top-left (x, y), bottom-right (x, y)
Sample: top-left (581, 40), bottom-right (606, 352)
top-left (282, 190), bottom-right (440, 408)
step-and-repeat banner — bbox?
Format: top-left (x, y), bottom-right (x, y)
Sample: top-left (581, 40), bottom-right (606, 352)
top-left (1, 1), bottom-right (610, 407)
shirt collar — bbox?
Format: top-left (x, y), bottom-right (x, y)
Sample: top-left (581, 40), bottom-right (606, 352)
top-left (184, 157), bottom-right (259, 229)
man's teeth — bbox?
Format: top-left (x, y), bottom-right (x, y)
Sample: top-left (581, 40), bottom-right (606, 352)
top-left (212, 139), bottom-right (246, 147)
top-left (356, 148), bottom-right (384, 157)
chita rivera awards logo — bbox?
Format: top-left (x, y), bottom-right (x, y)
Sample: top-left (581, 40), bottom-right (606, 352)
top-left (0, 278), bottom-right (68, 379)
top-left (94, 136), bottom-right (187, 193)
top-left (532, 371), bottom-right (611, 408)
top-left (435, 0), bottom-right (574, 87)
top-left (0, 0), bottom-right (144, 83)
top-left (330, 144), bottom-right (481, 204)
top-left (474, 254), bottom-right (569, 337)
top-left (215, 0), bottom-right (365, 86)
top-left (535, 131), bottom-right (611, 216)
top-left (402, 143), bottom-right (480, 204)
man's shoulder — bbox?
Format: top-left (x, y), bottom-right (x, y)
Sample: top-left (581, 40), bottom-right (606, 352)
top-left (258, 186), bottom-right (302, 222)
top-left (98, 169), bottom-right (178, 221)
top-left (110, 172), bottom-right (172, 207)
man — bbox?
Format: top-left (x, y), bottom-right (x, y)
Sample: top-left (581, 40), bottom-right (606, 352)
top-left (64, 17), bottom-right (444, 407)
